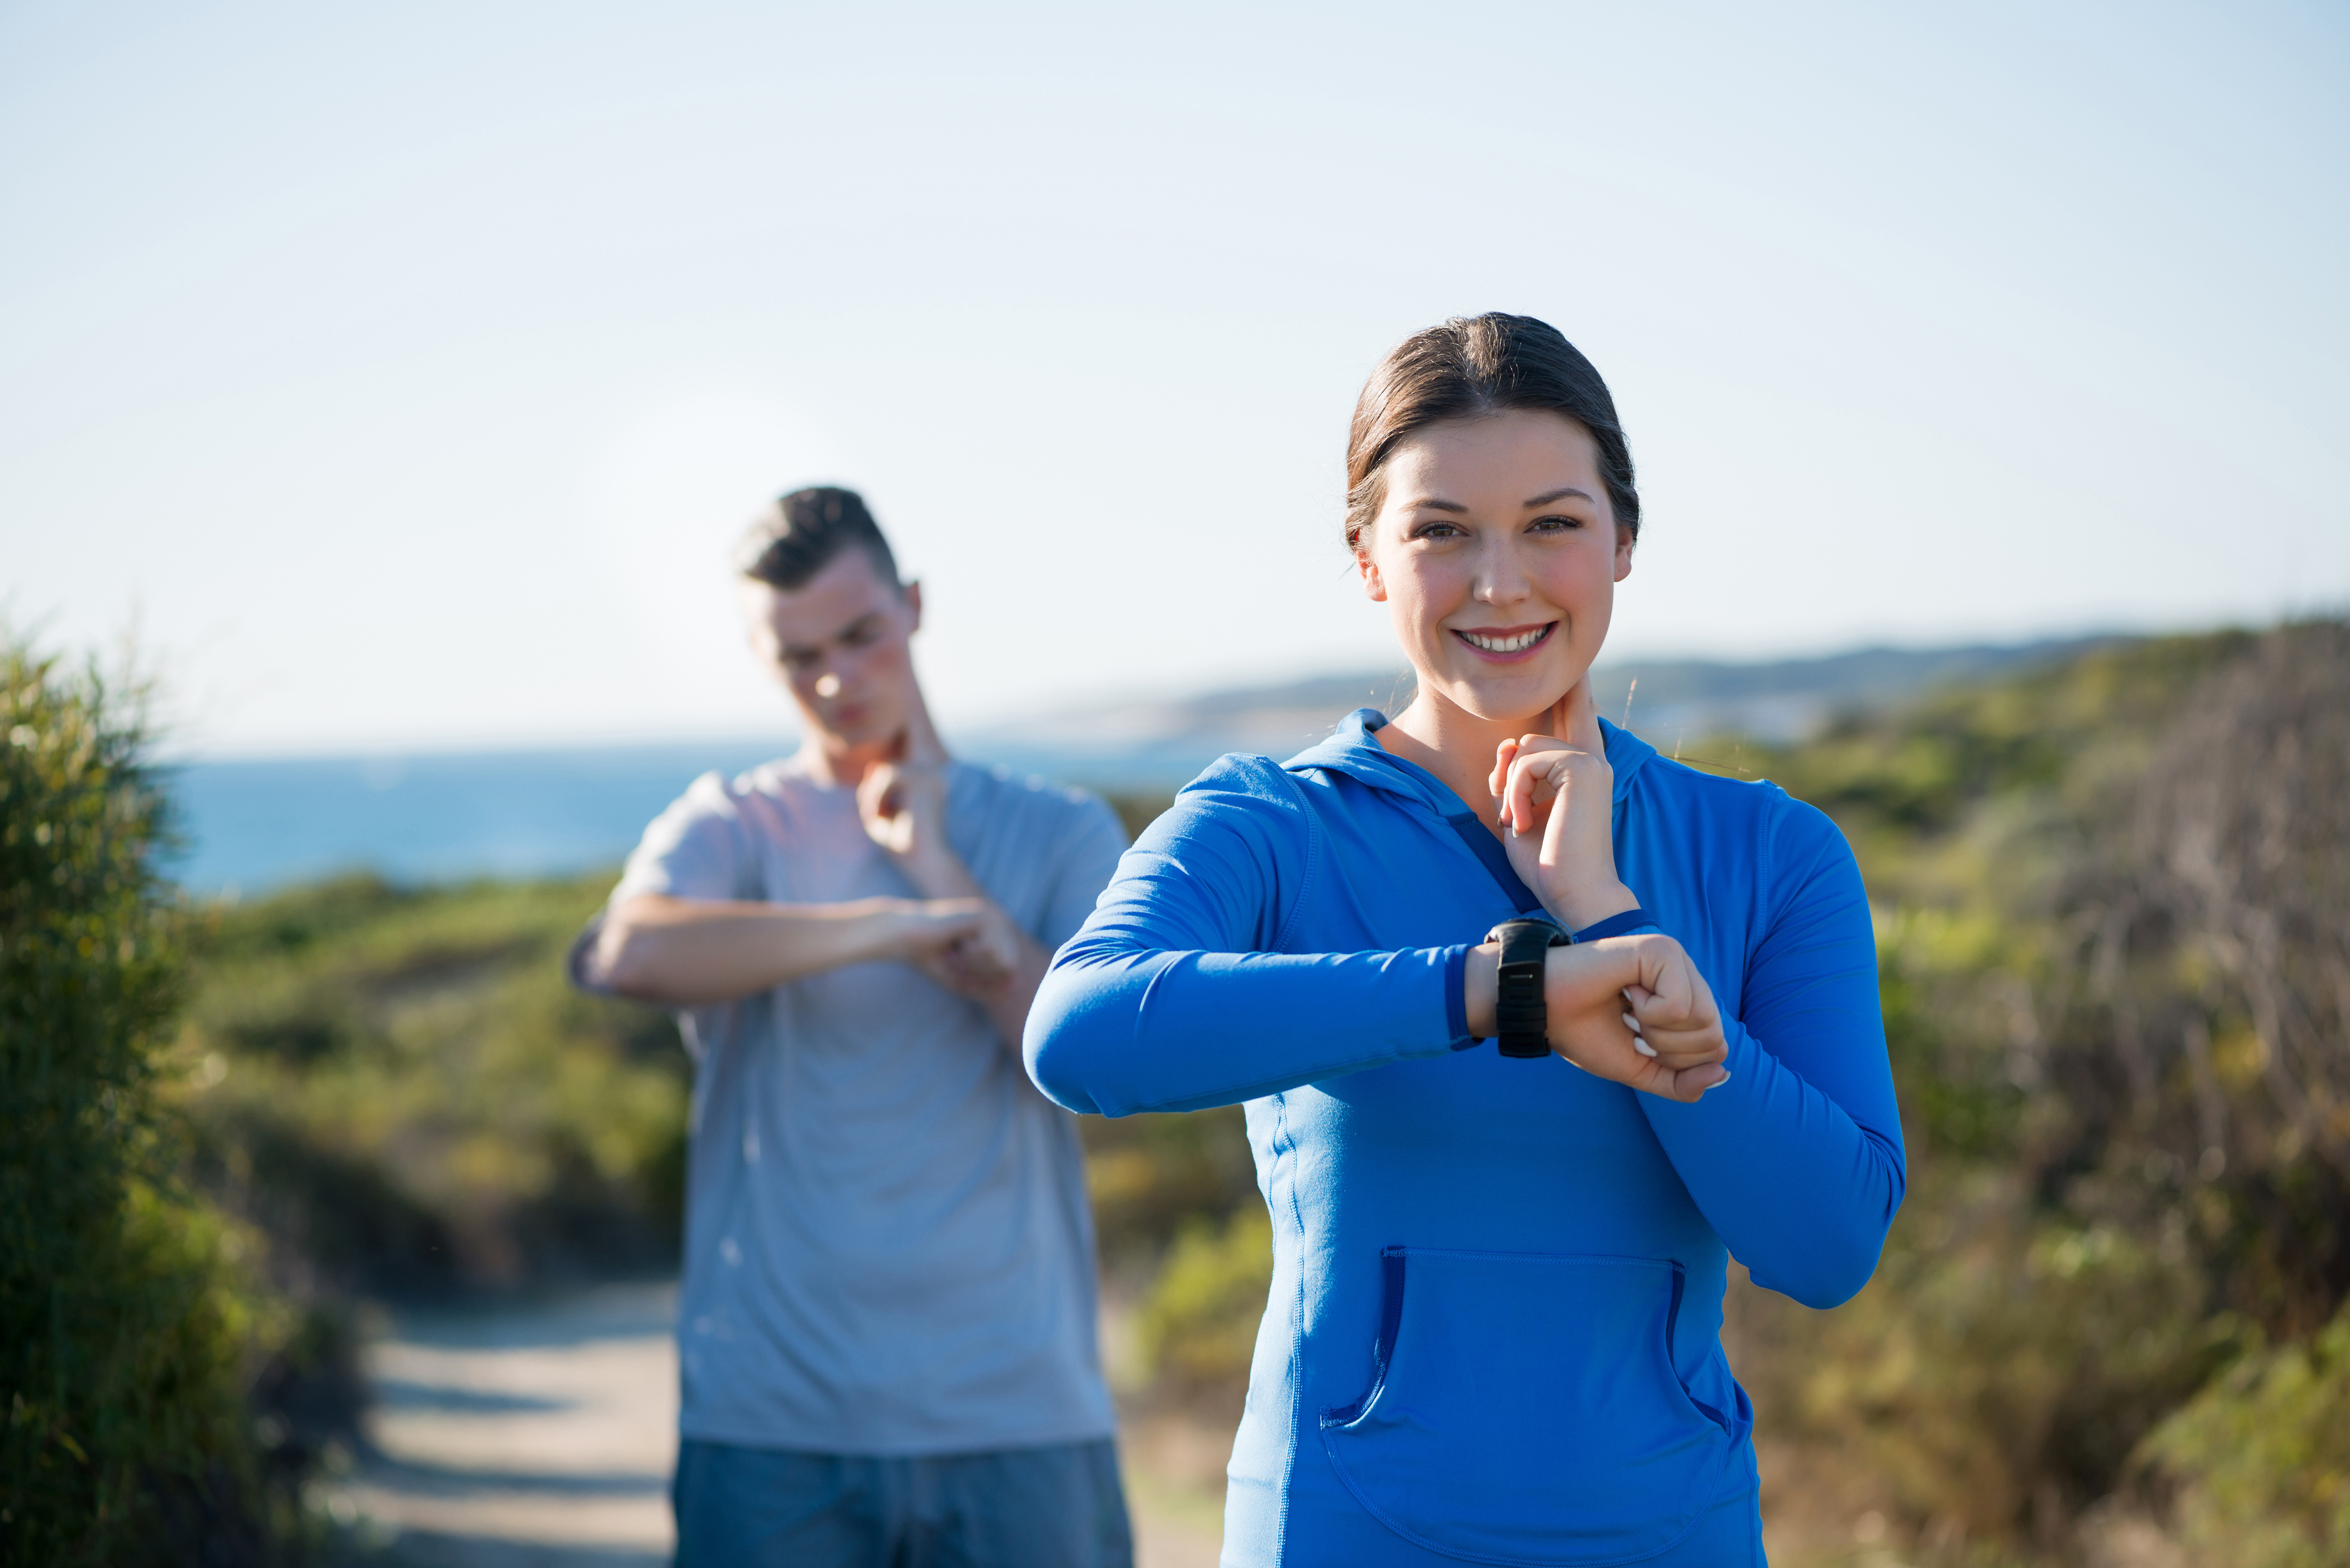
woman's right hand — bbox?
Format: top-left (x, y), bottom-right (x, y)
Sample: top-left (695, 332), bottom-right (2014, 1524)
top-left (1547, 934), bottom-right (1729, 1102)
top-left (1488, 680), bottom-right (1641, 932)
top-left (1463, 931), bottom-right (1731, 1101)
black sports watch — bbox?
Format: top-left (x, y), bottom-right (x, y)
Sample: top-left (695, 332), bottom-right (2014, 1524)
top-left (1487, 918), bottom-right (1568, 1058)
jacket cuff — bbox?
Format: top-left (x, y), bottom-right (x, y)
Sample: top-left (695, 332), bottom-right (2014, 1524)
top-left (1440, 942), bottom-right (1477, 1050)
top-left (1571, 907), bottom-right (1659, 944)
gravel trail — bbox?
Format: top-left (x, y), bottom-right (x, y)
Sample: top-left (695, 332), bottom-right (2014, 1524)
top-left (334, 1283), bottom-right (1221, 1568)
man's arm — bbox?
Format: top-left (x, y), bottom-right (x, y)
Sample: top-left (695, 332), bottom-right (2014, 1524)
top-left (853, 706), bottom-right (1056, 1053)
top-left (590, 892), bottom-right (990, 1007)
top-left (886, 856), bottom-right (1054, 1054)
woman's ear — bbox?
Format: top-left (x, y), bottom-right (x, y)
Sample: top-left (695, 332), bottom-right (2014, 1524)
top-left (1356, 541), bottom-right (1388, 603)
top-left (1613, 524), bottom-right (1636, 584)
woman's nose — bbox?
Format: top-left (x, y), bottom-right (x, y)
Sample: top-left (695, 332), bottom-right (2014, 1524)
top-left (1473, 539), bottom-right (1532, 603)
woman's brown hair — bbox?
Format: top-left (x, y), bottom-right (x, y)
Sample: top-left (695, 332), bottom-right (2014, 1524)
top-left (1344, 313), bottom-right (1639, 551)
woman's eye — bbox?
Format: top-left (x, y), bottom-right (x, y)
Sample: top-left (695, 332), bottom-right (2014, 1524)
top-left (1532, 514), bottom-right (1580, 532)
top-left (1412, 521), bottom-right (1465, 541)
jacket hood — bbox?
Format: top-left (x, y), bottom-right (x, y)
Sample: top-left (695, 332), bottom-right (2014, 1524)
top-left (1283, 708), bottom-right (1658, 819)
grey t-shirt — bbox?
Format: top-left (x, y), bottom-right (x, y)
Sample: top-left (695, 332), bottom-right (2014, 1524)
top-left (590, 755), bottom-right (1127, 1456)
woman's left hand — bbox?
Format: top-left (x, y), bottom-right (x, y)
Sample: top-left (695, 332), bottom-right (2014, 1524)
top-left (1488, 678), bottom-right (1640, 931)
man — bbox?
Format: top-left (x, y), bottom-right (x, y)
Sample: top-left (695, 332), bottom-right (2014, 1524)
top-left (573, 486), bottom-right (1133, 1566)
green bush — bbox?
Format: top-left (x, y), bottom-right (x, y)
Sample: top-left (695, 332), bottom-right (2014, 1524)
top-left (2140, 1302), bottom-right (2350, 1568)
top-left (1134, 1205), bottom-right (1273, 1399)
top-left (0, 638), bottom-right (309, 1564)
top-left (1712, 622), bottom-right (2350, 1563)
top-left (179, 873), bottom-right (689, 1293)
top-left (1082, 1105), bottom-right (1258, 1272)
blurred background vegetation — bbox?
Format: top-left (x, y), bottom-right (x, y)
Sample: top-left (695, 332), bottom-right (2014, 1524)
top-left (7, 620), bottom-right (2345, 1564)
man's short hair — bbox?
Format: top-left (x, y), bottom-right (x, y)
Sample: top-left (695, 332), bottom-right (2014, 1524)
top-left (734, 486), bottom-right (902, 593)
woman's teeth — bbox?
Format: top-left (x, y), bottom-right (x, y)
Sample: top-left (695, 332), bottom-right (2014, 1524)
top-left (1460, 627), bottom-right (1549, 653)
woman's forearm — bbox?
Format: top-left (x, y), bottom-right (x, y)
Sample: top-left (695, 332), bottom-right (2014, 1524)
top-left (593, 893), bottom-right (943, 1006)
top-left (1026, 941), bottom-right (1471, 1116)
top-left (1635, 826), bottom-right (1908, 1308)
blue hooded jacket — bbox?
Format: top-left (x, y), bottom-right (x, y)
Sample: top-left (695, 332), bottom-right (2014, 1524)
top-left (1026, 711), bottom-right (1905, 1566)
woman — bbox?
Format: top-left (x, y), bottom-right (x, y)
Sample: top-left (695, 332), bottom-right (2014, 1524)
top-left (1026, 314), bottom-right (1904, 1565)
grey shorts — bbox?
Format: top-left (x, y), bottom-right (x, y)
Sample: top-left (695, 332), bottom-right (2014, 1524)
top-left (672, 1435), bottom-right (1134, 1568)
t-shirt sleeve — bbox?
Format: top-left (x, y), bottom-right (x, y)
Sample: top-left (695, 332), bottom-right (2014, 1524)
top-left (1037, 793), bottom-right (1132, 951)
top-left (610, 771), bottom-right (757, 905)
top-left (568, 771), bottom-right (754, 996)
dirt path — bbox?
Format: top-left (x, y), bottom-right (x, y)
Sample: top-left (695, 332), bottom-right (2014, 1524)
top-left (334, 1283), bottom-right (1223, 1568)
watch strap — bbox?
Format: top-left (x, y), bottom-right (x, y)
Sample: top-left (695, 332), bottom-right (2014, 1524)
top-left (1488, 917), bottom-right (1567, 1058)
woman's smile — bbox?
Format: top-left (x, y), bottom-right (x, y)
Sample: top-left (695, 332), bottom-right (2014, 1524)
top-left (1452, 621), bottom-right (1557, 661)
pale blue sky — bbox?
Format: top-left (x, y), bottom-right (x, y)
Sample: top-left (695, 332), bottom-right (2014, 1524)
top-left (5, 1), bottom-right (2345, 755)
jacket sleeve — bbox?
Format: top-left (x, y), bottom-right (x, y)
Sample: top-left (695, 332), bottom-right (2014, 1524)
top-left (1025, 756), bottom-right (1473, 1117)
top-left (1636, 793), bottom-right (1908, 1308)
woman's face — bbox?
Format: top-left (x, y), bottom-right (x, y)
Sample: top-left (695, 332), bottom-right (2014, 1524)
top-left (1358, 408), bottom-right (1634, 725)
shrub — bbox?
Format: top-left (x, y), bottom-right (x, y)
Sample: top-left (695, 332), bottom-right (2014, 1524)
top-left (2140, 1302), bottom-right (2350, 1568)
top-left (0, 637), bottom-right (304, 1563)
top-left (179, 873), bottom-right (690, 1293)
top-left (1133, 1204), bottom-right (1274, 1401)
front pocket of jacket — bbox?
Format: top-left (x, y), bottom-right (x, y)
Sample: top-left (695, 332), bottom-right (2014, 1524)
top-left (1320, 1248), bottom-right (1734, 1566)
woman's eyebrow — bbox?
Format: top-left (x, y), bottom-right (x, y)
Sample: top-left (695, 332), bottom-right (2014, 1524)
top-left (1524, 486), bottom-right (1595, 507)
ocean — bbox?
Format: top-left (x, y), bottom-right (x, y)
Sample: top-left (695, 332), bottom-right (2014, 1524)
top-left (168, 741), bottom-right (795, 896)
top-left (162, 737), bottom-right (1179, 897)
top-left (164, 639), bottom-right (2107, 897)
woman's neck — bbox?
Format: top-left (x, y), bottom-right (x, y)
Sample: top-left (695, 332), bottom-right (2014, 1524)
top-left (1376, 690), bottom-right (1559, 829)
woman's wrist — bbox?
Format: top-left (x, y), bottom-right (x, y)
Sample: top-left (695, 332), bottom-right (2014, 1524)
top-left (1462, 940), bottom-right (1501, 1038)
top-left (1548, 880), bottom-right (1641, 934)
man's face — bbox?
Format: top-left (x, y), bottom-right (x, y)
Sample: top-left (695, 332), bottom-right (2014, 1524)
top-left (741, 548), bottom-right (923, 753)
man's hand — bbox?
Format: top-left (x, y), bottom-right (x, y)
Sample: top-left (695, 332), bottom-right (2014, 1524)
top-left (1487, 679), bottom-right (1640, 933)
top-left (845, 704), bottom-right (1049, 1035)
top-left (913, 899), bottom-right (1024, 997)
top-left (855, 701), bottom-right (956, 874)
top-left (883, 897), bottom-right (994, 969)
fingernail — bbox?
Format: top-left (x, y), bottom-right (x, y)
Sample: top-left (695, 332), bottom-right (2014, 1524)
top-left (1634, 1038), bottom-right (1658, 1059)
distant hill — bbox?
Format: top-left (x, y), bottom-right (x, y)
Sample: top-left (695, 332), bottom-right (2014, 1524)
top-left (958, 634), bottom-right (2126, 789)
top-left (169, 634), bottom-right (2131, 891)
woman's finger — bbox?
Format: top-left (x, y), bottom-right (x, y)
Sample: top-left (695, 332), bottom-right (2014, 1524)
top-left (1505, 745), bottom-right (1574, 835)
top-left (1504, 750), bottom-right (1543, 835)
top-left (1640, 1038), bottom-right (1727, 1071)
top-left (1535, 749), bottom-right (1585, 871)
top-left (1561, 676), bottom-right (1604, 754)
top-left (1489, 738), bottom-right (1520, 806)
top-left (1666, 1063), bottom-right (1731, 1102)
top-left (1622, 1013), bottom-right (1658, 1058)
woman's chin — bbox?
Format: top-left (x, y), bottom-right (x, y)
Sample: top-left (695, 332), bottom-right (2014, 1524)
top-left (1429, 666), bottom-right (1578, 724)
